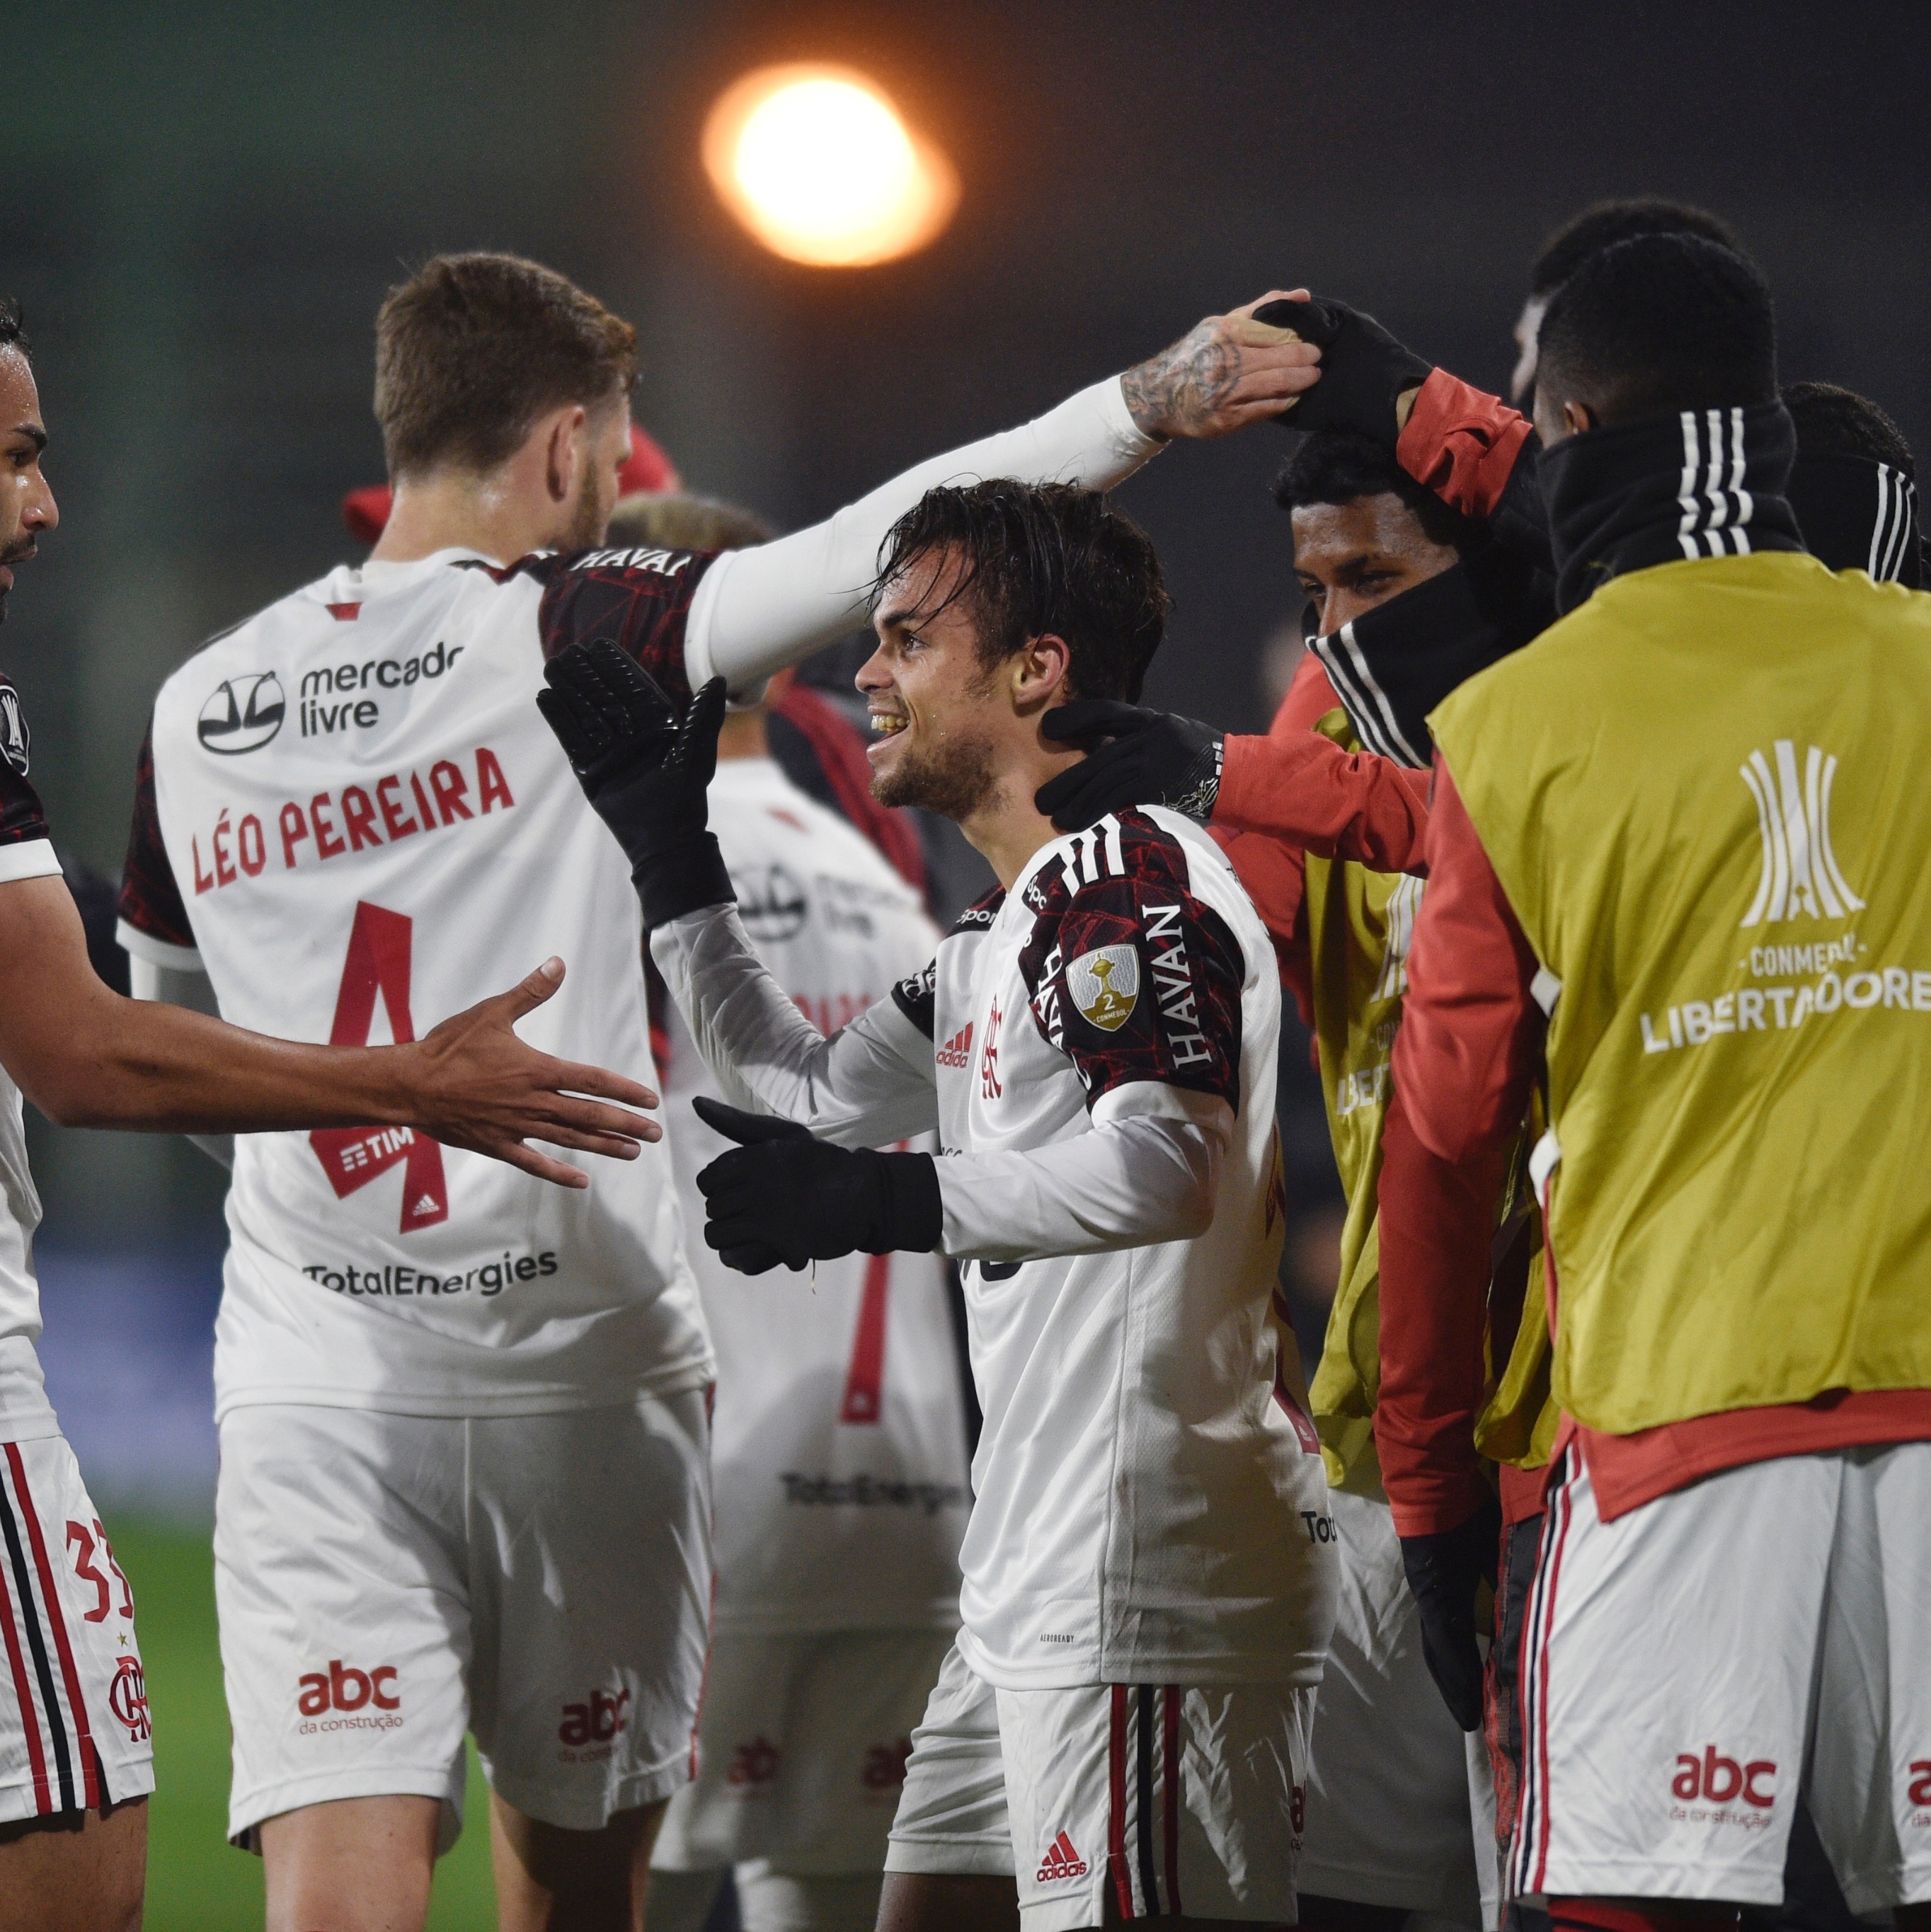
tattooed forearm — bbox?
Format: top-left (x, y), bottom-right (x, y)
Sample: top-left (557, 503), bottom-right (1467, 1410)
top-left (1122, 323), bottom-right (1244, 439)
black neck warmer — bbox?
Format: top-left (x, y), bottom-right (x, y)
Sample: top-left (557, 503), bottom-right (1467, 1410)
top-left (1541, 400), bottom-right (1804, 615)
top-left (1309, 544), bottom-right (1555, 769)
top-left (1787, 454), bottom-right (1922, 588)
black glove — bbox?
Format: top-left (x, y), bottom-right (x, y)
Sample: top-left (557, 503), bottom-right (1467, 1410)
top-left (693, 1096), bottom-right (945, 1275)
top-left (1035, 701), bottom-right (1223, 831)
top-left (1255, 295), bottom-right (1433, 446)
top-left (536, 641), bottom-right (733, 926)
top-left (1399, 1493), bottom-right (1502, 1732)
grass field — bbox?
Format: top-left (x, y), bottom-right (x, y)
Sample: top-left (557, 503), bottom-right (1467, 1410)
top-left (108, 1516), bottom-right (500, 1930)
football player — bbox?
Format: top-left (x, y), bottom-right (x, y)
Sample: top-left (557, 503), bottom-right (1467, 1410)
top-left (0, 306), bottom-right (658, 1932)
top-left (541, 476), bottom-right (1340, 1932)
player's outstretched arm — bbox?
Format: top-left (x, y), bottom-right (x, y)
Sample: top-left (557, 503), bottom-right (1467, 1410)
top-left (0, 874), bottom-right (659, 1188)
top-left (684, 292), bottom-right (1324, 694)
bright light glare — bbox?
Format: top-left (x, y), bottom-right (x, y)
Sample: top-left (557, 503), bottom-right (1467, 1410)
top-left (703, 64), bottom-right (958, 268)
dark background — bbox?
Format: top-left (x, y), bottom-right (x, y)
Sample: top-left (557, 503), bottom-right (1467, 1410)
top-left (6, 0), bottom-right (1929, 1242)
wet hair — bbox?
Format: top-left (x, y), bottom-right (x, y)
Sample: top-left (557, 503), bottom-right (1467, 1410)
top-left (374, 253), bottom-right (636, 480)
top-left (0, 299), bottom-right (28, 363)
top-left (1273, 430), bottom-right (1478, 553)
top-left (1784, 381), bottom-right (1915, 478)
top-left (603, 491), bottom-right (774, 552)
top-left (872, 480), bottom-right (1170, 703)
top-left (1529, 199), bottom-right (1746, 299)
top-left (1537, 234), bottom-right (1776, 426)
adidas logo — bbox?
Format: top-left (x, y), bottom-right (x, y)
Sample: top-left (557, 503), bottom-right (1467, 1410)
top-left (413, 1195), bottom-right (440, 1217)
top-left (1036, 1830), bottom-right (1088, 1882)
top-left (935, 1022), bottom-right (974, 1070)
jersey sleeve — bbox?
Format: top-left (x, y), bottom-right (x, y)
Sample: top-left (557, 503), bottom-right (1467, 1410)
top-left (529, 546), bottom-right (721, 706)
top-left (115, 722), bottom-right (200, 962)
top-left (0, 674), bottom-right (59, 885)
top-left (1018, 819), bottom-right (1246, 1118)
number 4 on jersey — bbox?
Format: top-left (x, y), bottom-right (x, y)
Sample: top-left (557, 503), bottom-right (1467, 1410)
top-left (309, 902), bottom-right (449, 1232)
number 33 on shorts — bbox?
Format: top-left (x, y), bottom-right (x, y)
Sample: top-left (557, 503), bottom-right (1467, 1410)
top-left (0, 1435), bottom-right (155, 1825)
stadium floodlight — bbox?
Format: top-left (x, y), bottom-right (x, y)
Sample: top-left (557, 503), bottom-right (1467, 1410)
top-left (702, 64), bottom-right (958, 268)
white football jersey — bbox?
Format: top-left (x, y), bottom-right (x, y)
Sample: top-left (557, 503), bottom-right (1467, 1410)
top-left (0, 672), bottom-right (62, 1435)
top-left (661, 757), bottom-right (967, 1633)
top-left (655, 808), bottom-right (1339, 1691)
top-left (118, 546), bottom-right (721, 1418)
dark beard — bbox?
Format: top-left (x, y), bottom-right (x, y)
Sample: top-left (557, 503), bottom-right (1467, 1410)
top-left (873, 730), bottom-right (1000, 821)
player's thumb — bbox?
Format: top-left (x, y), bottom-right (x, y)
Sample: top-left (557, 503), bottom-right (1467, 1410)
top-left (677, 678), bottom-right (729, 767)
top-left (692, 1095), bottom-right (813, 1145)
top-left (501, 956), bottom-right (566, 1024)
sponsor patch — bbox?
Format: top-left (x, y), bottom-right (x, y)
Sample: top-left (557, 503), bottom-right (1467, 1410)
top-left (1066, 944), bottom-right (1139, 1032)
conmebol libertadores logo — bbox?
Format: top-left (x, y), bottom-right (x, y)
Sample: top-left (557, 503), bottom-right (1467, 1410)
top-left (1738, 740), bottom-right (1864, 928)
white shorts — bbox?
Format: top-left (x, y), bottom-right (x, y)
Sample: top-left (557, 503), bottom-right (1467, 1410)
top-left (0, 1433), bottom-right (154, 1824)
top-left (1300, 1489), bottom-right (1495, 1927)
top-left (886, 1641), bottom-right (1312, 1932)
top-left (651, 1626), bottom-right (954, 1874)
top-left (214, 1391), bottom-right (711, 1847)
top-left (1513, 1441), bottom-right (1931, 1913)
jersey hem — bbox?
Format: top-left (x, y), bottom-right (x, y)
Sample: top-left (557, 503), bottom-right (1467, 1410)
top-left (212, 1356), bottom-right (714, 1425)
top-left (115, 919), bottom-right (204, 972)
top-left (0, 839), bottom-right (62, 885)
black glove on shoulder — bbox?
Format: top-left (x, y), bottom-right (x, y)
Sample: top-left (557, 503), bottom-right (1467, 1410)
top-left (692, 1096), bottom-right (945, 1275)
top-left (1399, 1492), bottom-right (1502, 1732)
top-left (1255, 295), bottom-right (1433, 447)
top-left (537, 640), bottom-right (733, 927)
top-left (1035, 700), bottom-right (1223, 832)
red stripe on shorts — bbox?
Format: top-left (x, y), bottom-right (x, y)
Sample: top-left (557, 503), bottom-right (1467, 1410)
top-left (6, 1446), bottom-right (100, 1809)
top-left (1108, 1684), bottom-right (1135, 1919)
top-left (0, 1524), bottom-right (50, 1813)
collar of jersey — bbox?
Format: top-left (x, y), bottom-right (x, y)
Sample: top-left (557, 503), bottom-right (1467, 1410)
top-left (320, 546), bottom-right (505, 598)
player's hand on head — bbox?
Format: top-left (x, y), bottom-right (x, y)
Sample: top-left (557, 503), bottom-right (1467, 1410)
top-left (692, 1096), bottom-right (944, 1276)
top-left (1121, 289), bottom-right (1322, 441)
top-left (399, 955), bottom-right (663, 1190)
top-left (1036, 701), bottom-right (1223, 830)
top-left (1252, 294), bottom-right (1433, 444)
top-left (1397, 1494), bottom-right (1502, 1732)
top-left (537, 650), bottom-right (735, 926)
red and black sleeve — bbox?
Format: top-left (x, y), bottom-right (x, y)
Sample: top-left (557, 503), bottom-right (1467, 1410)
top-left (527, 545), bottom-right (721, 703)
top-left (1394, 369), bottom-right (1547, 570)
top-left (1019, 817), bottom-right (1245, 1115)
top-left (115, 723), bottom-right (196, 950)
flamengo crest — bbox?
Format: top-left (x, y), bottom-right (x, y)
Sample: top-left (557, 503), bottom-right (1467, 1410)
top-left (1738, 740), bottom-right (1864, 928)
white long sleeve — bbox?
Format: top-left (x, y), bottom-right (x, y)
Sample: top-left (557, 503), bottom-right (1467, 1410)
top-left (653, 904), bottom-right (1230, 1264)
top-left (935, 1098), bottom-right (1226, 1264)
top-left (682, 376), bottom-right (1162, 694)
top-left (651, 902), bottom-right (939, 1149)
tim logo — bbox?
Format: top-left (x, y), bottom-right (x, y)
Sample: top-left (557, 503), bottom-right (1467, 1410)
top-left (197, 672), bottom-right (285, 755)
top-left (1036, 1830), bottom-right (1088, 1882)
top-left (1672, 1746), bottom-right (1776, 1809)
top-left (1739, 741), bottom-right (1864, 928)
top-left (299, 1660), bottom-right (399, 1715)
top-left (558, 1688), bottom-right (629, 1747)
top-left (108, 1657), bottom-right (150, 1742)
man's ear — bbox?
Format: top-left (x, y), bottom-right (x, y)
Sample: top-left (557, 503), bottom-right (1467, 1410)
top-left (1010, 633), bottom-right (1072, 714)
top-left (542, 404), bottom-right (590, 506)
top-left (1561, 397), bottom-right (1598, 437)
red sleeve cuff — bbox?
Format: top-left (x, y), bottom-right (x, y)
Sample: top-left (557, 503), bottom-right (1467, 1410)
top-left (1397, 368), bottom-right (1534, 522)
